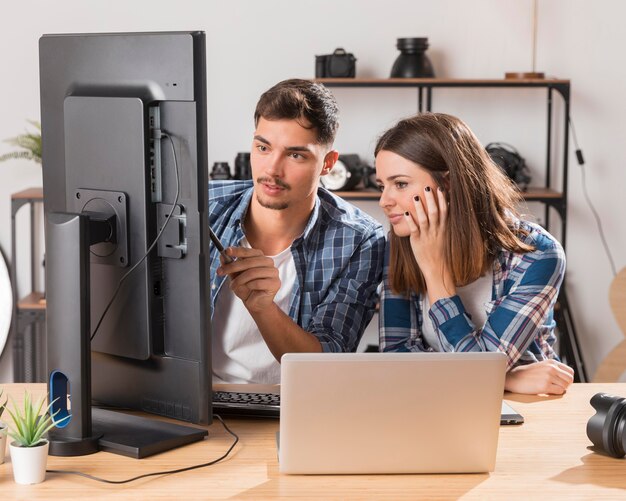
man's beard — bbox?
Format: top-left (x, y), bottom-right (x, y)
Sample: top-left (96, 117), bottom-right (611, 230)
top-left (256, 177), bottom-right (291, 211)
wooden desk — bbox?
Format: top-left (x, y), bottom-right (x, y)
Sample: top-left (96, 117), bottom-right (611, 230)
top-left (1, 383), bottom-right (625, 499)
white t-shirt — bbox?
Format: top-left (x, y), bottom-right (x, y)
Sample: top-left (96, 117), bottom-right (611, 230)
top-left (212, 238), bottom-right (297, 384)
top-left (421, 273), bottom-right (493, 351)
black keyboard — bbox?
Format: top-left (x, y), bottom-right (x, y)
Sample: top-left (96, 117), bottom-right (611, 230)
top-left (212, 391), bottom-right (280, 418)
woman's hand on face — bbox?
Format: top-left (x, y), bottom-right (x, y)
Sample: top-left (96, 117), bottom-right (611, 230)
top-left (504, 359), bottom-right (575, 395)
top-left (404, 185), bottom-right (455, 302)
top-left (404, 186), bottom-right (447, 264)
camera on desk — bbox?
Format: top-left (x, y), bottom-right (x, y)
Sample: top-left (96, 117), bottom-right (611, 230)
top-left (587, 392), bottom-right (626, 458)
top-left (315, 48), bottom-right (357, 78)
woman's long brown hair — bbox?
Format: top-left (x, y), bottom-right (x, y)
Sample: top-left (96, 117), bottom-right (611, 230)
top-left (375, 113), bottom-right (534, 296)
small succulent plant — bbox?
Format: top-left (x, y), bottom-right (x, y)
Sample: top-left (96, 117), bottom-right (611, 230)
top-left (5, 392), bottom-right (68, 447)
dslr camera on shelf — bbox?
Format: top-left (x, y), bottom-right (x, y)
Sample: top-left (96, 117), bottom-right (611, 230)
top-left (320, 154), bottom-right (376, 192)
top-left (315, 48), bottom-right (356, 78)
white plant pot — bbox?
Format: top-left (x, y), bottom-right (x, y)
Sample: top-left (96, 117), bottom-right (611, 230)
top-left (9, 440), bottom-right (49, 485)
top-left (0, 422), bottom-right (7, 464)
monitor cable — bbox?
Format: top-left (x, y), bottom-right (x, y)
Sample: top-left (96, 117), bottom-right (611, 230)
top-left (90, 130), bottom-right (180, 341)
top-left (46, 414), bottom-right (239, 484)
top-left (569, 117), bottom-right (617, 277)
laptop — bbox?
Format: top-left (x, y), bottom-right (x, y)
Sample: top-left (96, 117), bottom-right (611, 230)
top-left (278, 352), bottom-right (506, 474)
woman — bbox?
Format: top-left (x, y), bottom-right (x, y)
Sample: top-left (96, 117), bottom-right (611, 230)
top-left (375, 113), bottom-right (574, 395)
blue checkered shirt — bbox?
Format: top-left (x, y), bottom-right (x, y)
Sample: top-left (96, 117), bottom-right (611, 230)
top-left (379, 220), bottom-right (566, 369)
top-left (210, 180), bottom-right (385, 352)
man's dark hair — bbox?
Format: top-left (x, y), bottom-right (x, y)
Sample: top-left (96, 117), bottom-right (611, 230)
top-left (254, 79), bottom-right (339, 146)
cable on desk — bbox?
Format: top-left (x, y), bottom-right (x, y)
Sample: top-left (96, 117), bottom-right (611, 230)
top-left (46, 414), bottom-right (239, 484)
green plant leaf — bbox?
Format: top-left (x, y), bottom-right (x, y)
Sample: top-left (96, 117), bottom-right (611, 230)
top-left (0, 388), bottom-right (7, 419)
top-left (31, 399), bottom-right (69, 446)
top-left (0, 120), bottom-right (42, 165)
top-left (6, 405), bottom-right (28, 447)
top-left (0, 151), bottom-right (38, 163)
top-left (6, 393), bottom-right (70, 447)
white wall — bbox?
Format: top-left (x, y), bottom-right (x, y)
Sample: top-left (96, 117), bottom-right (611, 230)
top-left (1, 0), bottom-right (624, 382)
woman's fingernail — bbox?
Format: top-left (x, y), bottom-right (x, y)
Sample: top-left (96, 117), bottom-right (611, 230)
top-left (414, 195), bottom-right (420, 201)
top-left (425, 186), bottom-right (431, 192)
top-left (404, 211), bottom-right (409, 216)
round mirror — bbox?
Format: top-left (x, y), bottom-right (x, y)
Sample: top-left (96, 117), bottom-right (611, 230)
top-left (0, 246), bottom-right (12, 360)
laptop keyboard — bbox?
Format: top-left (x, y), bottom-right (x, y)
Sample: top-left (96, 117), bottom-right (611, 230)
top-left (212, 391), bottom-right (519, 424)
top-left (212, 391), bottom-right (280, 418)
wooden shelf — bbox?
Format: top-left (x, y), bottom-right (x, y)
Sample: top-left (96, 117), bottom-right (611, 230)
top-left (17, 292), bottom-right (46, 311)
top-left (520, 188), bottom-right (565, 201)
top-left (11, 187), bottom-right (43, 200)
top-left (333, 187), bottom-right (563, 202)
top-left (331, 190), bottom-right (381, 201)
top-left (315, 77), bottom-right (570, 88)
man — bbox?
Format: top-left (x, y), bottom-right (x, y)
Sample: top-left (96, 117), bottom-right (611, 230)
top-left (210, 79), bottom-right (384, 384)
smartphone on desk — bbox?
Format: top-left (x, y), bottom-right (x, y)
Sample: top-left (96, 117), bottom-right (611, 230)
top-left (209, 227), bottom-right (233, 264)
top-left (501, 401), bottom-right (524, 425)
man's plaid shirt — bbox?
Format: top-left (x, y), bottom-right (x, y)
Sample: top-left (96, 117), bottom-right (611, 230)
top-left (210, 180), bottom-right (385, 352)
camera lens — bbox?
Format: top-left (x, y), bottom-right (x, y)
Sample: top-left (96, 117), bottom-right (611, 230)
top-left (390, 37), bottom-right (435, 78)
top-left (234, 152), bottom-right (251, 180)
top-left (396, 37), bottom-right (429, 52)
top-left (210, 161), bottom-right (232, 180)
top-left (315, 55), bottom-right (327, 78)
top-left (586, 393), bottom-right (626, 458)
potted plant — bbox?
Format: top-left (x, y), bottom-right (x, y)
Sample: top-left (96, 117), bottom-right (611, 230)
top-left (0, 389), bottom-right (7, 464)
top-left (5, 392), bottom-right (68, 485)
top-left (0, 120), bottom-right (42, 164)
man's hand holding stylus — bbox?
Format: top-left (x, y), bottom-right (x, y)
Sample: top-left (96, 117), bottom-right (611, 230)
top-left (216, 247), bottom-right (281, 314)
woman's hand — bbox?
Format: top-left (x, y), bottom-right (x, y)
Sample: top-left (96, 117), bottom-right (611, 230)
top-left (505, 359), bottom-right (575, 395)
top-left (404, 186), bottom-right (454, 302)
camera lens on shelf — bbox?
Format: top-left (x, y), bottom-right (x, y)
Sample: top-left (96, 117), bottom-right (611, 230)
top-left (315, 55), bottom-right (328, 78)
top-left (390, 37), bottom-right (435, 78)
top-left (234, 152), bottom-right (251, 180)
top-left (210, 162), bottom-right (232, 180)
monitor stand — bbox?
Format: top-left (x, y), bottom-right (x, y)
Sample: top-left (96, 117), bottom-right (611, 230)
top-left (92, 408), bottom-right (207, 459)
top-left (46, 212), bottom-right (208, 459)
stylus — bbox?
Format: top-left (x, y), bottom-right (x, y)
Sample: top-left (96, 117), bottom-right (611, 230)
top-left (209, 227), bottom-right (233, 263)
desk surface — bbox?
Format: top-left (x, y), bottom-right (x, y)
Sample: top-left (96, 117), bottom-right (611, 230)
top-left (1, 383), bottom-right (625, 499)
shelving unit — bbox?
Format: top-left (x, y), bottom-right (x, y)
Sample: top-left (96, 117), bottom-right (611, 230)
top-left (317, 77), bottom-right (587, 382)
top-left (10, 187), bottom-right (46, 382)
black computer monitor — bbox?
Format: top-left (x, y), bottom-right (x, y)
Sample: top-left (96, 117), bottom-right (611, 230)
top-left (39, 31), bottom-right (211, 458)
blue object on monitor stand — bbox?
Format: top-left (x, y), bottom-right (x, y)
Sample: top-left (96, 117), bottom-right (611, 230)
top-left (40, 31), bottom-right (211, 458)
top-left (49, 370), bottom-right (71, 429)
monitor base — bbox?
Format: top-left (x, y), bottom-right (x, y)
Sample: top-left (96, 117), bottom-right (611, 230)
top-left (48, 433), bottom-right (102, 456)
top-left (91, 407), bottom-right (208, 459)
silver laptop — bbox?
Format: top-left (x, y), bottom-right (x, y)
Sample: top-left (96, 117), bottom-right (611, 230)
top-left (279, 352), bottom-right (506, 474)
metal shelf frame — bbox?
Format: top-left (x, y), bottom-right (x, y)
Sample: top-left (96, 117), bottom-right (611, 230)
top-left (10, 187), bottom-right (46, 382)
top-left (317, 78), bottom-right (586, 381)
